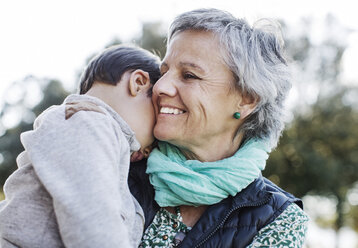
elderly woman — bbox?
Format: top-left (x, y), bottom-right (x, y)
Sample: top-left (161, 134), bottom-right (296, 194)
top-left (136, 8), bottom-right (309, 248)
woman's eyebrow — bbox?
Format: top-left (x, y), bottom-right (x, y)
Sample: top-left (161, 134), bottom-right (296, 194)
top-left (179, 62), bottom-right (205, 73)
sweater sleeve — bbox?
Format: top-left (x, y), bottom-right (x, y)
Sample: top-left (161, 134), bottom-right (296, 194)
top-left (21, 106), bottom-right (132, 248)
top-left (246, 203), bottom-right (309, 248)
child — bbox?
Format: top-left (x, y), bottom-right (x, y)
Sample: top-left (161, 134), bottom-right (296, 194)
top-left (0, 45), bottom-right (161, 247)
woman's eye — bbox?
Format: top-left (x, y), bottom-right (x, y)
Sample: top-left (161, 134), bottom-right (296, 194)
top-left (183, 72), bottom-right (199, 80)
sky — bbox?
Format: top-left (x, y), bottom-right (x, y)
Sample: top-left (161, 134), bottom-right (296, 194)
top-left (0, 0), bottom-right (357, 101)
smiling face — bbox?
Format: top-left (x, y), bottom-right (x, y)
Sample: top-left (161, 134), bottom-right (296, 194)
top-left (152, 30), bottom-right (245, 160)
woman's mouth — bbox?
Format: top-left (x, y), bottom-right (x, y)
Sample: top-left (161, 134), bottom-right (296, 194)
top-left (159, 107), bottom-right (186, 115)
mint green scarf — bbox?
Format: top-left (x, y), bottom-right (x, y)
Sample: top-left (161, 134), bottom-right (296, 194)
top-left (146, 139), bottom-right (271, 207)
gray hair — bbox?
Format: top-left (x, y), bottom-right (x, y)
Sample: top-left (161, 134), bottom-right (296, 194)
top-left (169, 8), bottom-right (292, 149)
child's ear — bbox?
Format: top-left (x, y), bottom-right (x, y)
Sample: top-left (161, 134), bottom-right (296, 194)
top-left (128, 69), bottom-right (151, 97)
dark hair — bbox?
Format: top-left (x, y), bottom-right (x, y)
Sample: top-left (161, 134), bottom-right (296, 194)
top-left (79, 44), bottom-right (161, 94)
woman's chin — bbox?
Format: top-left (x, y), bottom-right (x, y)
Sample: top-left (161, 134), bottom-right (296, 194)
top-left (153, 130), bottom-right (168, 142)
top-left (153, 127), bottom-right (174, 142)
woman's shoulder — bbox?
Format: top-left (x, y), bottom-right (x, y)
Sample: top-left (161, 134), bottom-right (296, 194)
top-left (247, 203), bottom-right (309, 248)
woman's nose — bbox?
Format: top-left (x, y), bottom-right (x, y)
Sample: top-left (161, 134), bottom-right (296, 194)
top-left (153, 74), bottom-right (177, 97)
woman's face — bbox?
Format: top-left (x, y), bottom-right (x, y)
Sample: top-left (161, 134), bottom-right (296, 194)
top-left (152, 30), bottom-right (243, 153)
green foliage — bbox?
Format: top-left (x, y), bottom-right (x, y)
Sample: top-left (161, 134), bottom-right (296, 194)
top-left (264, 86), bottom-right (358, 231)
top-left (347, 205), bottom-right (358, 232)
top-left (265, 88), bottom-right (358, 196)
top-left (134, 22), bottom-right (166, 59)
top-left (263, 15), bottom-right (358, 232)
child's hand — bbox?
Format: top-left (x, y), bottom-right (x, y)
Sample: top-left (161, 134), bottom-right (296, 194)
top-left (130, 151), bottom-right (145, 162)
top-left (65, 101), bottom-right (104, 120)
top-left (130, 140), bottom-right (157, 162)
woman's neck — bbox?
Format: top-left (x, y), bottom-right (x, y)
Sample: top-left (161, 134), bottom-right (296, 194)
top-left (179, 132), bottom-right (244, 162)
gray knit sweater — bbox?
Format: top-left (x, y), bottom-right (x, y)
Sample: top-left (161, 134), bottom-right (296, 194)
top-left (0, 94), bottom-right (145, 247)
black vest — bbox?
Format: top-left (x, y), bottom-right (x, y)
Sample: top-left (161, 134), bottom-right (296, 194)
top-left (129, 159), bottom-right (302, 248)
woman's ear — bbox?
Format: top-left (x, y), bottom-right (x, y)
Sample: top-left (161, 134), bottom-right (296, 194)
top-left (236, 94), bottom-right (258, 119)
top-left (128, 69), bottom-right (151, 97)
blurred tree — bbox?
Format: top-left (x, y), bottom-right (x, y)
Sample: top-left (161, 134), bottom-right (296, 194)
top-left (265, 15), bottom-right (358, 246)
top-left (134, 22), bottom-right (167, 59)
top-left (282, 14), bottom-right (350, 108)
top-left (265, 87), bottom-right (358, 230)
top-left (348, 204), bottom-right (358, 232)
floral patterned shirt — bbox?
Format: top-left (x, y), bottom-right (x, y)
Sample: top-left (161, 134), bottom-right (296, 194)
top-left (140, 203), bottom-right (309, 247)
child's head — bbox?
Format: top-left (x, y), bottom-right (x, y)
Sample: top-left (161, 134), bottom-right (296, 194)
top-left (79, 45), bottom-right (161, 157)
top-left (79, 44), bottom-right (161, 94)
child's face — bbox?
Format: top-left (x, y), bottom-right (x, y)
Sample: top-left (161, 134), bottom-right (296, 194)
top-left (130, 86), bottom-right (156, 153)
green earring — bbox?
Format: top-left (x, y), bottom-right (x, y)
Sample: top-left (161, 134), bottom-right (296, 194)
top-left (233, 112), bottom-right (241, 119)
